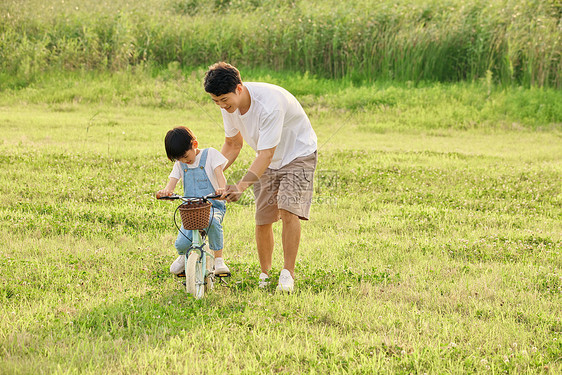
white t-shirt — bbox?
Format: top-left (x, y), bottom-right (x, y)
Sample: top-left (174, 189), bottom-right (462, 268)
top-left (222, 82), bottom-right (317, 170)
top-left (169, 147), bottom-right (228, 191)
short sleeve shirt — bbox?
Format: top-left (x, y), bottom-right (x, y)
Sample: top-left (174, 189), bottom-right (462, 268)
top-left (222, 82), bottom-right (317, 170)
top-left (169, 147), bottom-right (228, 191)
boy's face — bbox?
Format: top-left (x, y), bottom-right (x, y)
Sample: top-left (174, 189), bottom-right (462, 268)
top-left (177, 147), bottom-right (197, 164)
top-left (176, 140), bottom-right (198, 164)
top-left (209, 84), bottom-right (243, 113)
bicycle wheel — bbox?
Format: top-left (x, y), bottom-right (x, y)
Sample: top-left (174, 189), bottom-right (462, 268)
top-left (186, 251), bottom-right (205, 299)
top-left (204, 245), bottom-right (214, 293)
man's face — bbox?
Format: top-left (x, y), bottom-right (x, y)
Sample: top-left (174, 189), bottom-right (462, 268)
top-left (209, 85), bottom-right (242, 113)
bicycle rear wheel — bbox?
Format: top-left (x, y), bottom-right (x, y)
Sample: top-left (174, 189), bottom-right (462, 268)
top-left (186, 251), bottom-right (205, 299)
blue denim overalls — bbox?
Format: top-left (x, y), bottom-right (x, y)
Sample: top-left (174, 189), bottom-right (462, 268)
top-left (175, 148), bottom-right (226, 253)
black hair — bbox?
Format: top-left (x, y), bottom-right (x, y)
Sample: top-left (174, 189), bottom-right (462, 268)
top-left (203, 62), bottom-right (242, 96)
top-left (164, 126), bottom-right (196, 161)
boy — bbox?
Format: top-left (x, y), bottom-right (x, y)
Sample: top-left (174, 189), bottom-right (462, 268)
top-left (157, 126), bottom-right (230, 277)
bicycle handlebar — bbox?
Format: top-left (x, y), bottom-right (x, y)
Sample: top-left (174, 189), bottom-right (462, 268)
top-left (156, 193), bottom-right (222, 201)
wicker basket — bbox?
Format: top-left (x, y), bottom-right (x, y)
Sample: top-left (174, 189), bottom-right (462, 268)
top-left (179, 200), bottom-right (211, 230)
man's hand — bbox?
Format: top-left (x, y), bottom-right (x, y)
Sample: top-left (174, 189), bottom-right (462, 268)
top-left (223, 184), bottom-right (244, 202)
top-left (220, 147), bottom-right (274, 202)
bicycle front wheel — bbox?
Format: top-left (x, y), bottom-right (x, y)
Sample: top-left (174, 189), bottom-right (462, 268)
top-left (204, 245), bottom-right (214, 293)
top-left (186, 251), bottom-right (205, 299)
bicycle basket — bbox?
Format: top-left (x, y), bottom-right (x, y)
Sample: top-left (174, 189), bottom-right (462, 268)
top-left (178, 200), bottom-right (211, 230)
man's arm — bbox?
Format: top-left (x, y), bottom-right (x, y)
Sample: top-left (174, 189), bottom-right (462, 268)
top-left (224, 146), bottom-right (276, 202)
top-left (220, 132), bottom-right (243, 171)
top-left (237, 147), bottom-right (276, 192)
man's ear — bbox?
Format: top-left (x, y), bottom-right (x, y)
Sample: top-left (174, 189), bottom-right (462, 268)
top-left (192, 139), bottom-right (199, 149)
top-left (236, 84), bottom-right (243, 94)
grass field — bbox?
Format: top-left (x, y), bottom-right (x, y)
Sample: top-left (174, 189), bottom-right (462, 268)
top-left (0, 69), bottom-right (560, 373)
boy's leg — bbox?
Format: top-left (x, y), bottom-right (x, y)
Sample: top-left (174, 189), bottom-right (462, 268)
top-left (175, 227), bottom-right (193, 254)
top-left (171, 228), bottom-right (192, 275)
top-left (206, 212), bottom-right (230, 275)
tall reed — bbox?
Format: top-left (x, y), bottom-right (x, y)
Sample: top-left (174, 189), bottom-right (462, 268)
top-left (0, 0), bottom-right (560, 87)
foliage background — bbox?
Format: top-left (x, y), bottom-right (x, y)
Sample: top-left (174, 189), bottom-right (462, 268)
top-left (1, 0), bottom-right (561, 88)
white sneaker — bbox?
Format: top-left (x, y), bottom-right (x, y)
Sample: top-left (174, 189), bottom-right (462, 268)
top-left (170, 255), bottom-right (185, 275)
top-left (276, 269), bottom-right (294, 293)
top-left (258, 273), bottom-right (270, 288)
top-left (214, 259), bottom-right (231, 276)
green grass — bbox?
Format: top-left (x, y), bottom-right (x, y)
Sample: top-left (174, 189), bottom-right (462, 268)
top-left (1, 1), bottom-right (561, 371)
top-left (1, 70), bottom-right (561, 373)
top-left (1, 0), bottom-right (561, 87)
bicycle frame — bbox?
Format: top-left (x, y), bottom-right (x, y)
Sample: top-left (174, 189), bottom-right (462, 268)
top-left (188, 229), bottom-right (210, 276)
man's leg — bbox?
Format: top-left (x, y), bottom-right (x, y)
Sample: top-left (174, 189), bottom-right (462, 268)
top-left (256, 223), bottom-right (274, 275)
top-left (279, 209), bottom-right (301, 278)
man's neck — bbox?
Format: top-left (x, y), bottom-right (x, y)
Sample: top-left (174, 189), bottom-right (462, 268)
top-left (238, 85), bottom-right (251, 115)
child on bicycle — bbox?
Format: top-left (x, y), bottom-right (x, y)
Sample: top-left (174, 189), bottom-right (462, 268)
top-left (156, 126), bottom-right (230, 277)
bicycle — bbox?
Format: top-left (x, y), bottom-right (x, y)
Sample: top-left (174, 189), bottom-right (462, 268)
top-left (157, 193), bottom-right (225, 299)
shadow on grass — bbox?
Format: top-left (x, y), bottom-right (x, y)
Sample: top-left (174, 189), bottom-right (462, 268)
top-left (59, 261), bottom-right (401, 340)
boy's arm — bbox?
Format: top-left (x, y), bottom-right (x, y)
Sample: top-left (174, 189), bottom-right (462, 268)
top-left (157, 177), bottom-right (179, 197)
top-left (213, 165), bottom-right (227, 196)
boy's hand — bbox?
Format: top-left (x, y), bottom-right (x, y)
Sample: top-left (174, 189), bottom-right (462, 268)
top-left (156, 188), bottom-right (173, 199)
top-left (215, 187), bottom-right (226, 198)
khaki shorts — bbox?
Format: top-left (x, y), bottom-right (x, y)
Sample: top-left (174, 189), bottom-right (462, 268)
top-left (253, 151), bottom-right (318, 225)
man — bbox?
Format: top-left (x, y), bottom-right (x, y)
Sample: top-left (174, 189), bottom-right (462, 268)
top-left (204, 62), bottom-right (317, 292)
